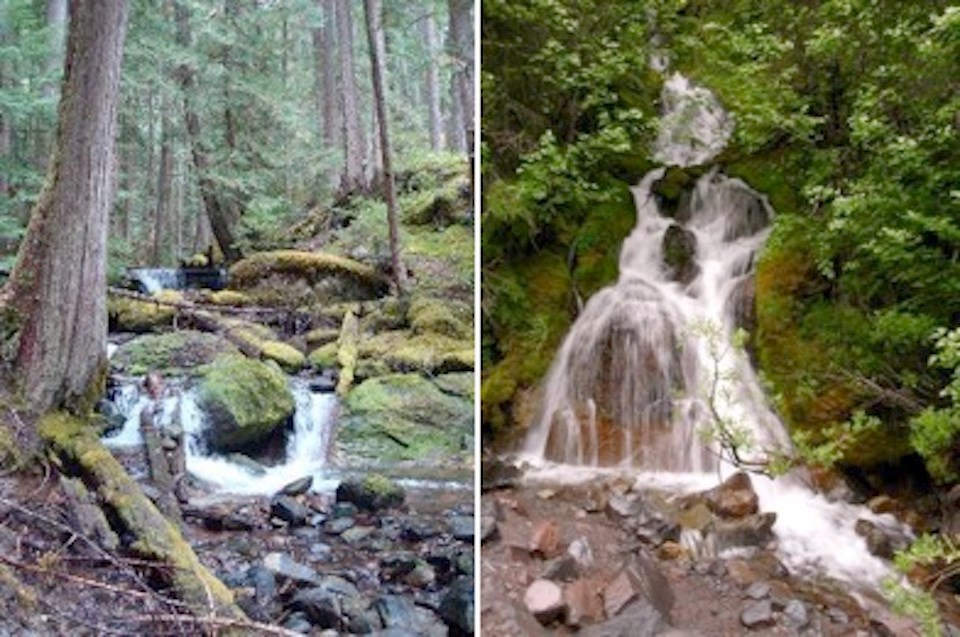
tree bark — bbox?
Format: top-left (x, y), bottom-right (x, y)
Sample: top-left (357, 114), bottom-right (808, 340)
top-left (44, 0), bottom-right (67, 100)
top-left (0, 2), bottom-right (11, 200)
top-left (446, 0), bottom-right (473, 152)
top-left (336, 0), bottom-right (366, 197)
top-left (423, 11), bottom-right (443, 151)
top-left (363, 0), bottom-right (405, 293)
top-left (153, 96), bottom-right (173, 266)
top-left (173, 1), bottom-right (241, 262)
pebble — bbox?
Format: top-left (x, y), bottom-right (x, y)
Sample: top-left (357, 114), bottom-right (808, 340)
top-left (524, 579), bottom-right (566, 624)
top-left (783, 599), bottom-right (809, 628)
top-left (745, 581), bottom-right (771, 600)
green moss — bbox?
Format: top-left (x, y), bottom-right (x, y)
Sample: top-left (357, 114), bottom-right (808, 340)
top-left (261, 341), bottom-right (305, 372)
top-left (336, 311), bottom-right (360, 395)
top-left (408, 296), bottom-right (471, 339)
top-left (229, 250), bottom-right (390, 302)
top-left (196, 354), bottom-right (295, 450)
top-left (339, 373), bottom-right (472, 463)
top-left (305, 327), bottom-right (340, 348)
top-left (402, 174), bottom-right (470, 227)
top-left (108, 297), bottom-right (176, 333)
top-left (208, 290), bottom-right (252, 306)
top-left (112, 331), bottom-right (239, 376)
top-left (308, 342), bottom-right (339, 370)
top-left (434, 372), bottom-right (475, 400)
top-left (360, 330), bottom-right (474, 375)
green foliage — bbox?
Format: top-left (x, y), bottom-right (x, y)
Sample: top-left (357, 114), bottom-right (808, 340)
top-left (910, 328), bottom-right (960, 483)
top-left (884, 534), bottom-right (960, 637)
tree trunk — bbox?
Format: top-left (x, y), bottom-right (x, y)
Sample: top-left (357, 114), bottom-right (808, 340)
top-left (320, 0), bottom-right (340, 150)
top-left (447, 0), bottom-right (473, 153)
top-left (173, 1), bottom-right (241, 262)
top-left (153, 96), bottom-right (173, 266)
top-left (0, 1), bottom-right (11, 199)
top-left (44, 0), bottom-right (67, 100)
top-left (363, 0), bottom-right (405, 292)
top-left (336, 0), bottom-right (366, 197)
top-left (2, 0), bottom-right (128, 412)
top-left (423, 11), bottom-right (443, 151)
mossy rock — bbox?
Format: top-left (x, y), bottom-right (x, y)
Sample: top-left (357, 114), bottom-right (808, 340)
top-left (408, 296), bottom-right (471, 340)
top-left (338, 373), bottom-right (472, 463)
top-left (402, 174), bottom-right (470, 227)
top-left (112, 331), bottom-right (239, 377)
top-left (108, 291), bottom-right (183, 333)
top-left (434, 372), bottom-right (475, 400)
top-left (196, 354), bottom-right (295, 451)
top-left (359, 330), bottom-right (474, 375)
top-left (305, 327), bottom-right (341, 349)
top-left (208, 290), bottom-right (252, 306)
top-left (308, 342), bottom-right (339, 370)
top-left (335, 474), bottom-right (405, 512)
top-left (361, 296), bottom-right (409, 334)
top-left (229, 250), bottom-right (390, 306)
top-left (261, 341), bottom-right (305, 372)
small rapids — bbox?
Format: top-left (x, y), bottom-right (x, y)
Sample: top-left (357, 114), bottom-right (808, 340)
top-left (103, 379), bottom-right (339, 495)
top-left (518, 72), bottom-right (909, 591)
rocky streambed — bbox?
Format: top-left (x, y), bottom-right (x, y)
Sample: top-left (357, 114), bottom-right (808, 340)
top-left (479, 466), bottom-right (957, 636)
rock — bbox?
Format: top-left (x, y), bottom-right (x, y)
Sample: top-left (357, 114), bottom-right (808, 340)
top-left (310, 375), bottom-right (338, 393)
top-left (542, 555), bottom-right (578, 582)
top-left (610, 555), bottom-right (675, 620)
top-left (783, 599), bottom-right (809, 628)
top-left (305, 327), bottom-right (340, 349)
top-left (111, 330), bottom-right (239, 376)
top-left (568, 537), bottom-right (594, 569)
top-left (270, 496), bottom-right (311, 527)
top-left (740, 599), bottom-right (775, 629)
top-left (603, 570), bottom-right (638, 618)
top-left (524, 579), bottom-right (566, 624)
top-left (107, 292), bottom-right (180, 333)
top-left (449, 515), bottom-right (475, 541)
top-left (744, 581), bottom-right (770, 600)
top-left (263, 552), bottom-right (319, 586)
top-left (709, 512), bottom-right (776, 550)
top-left (564, 578), bottom-right (605, 627)
top-left (336, 474), bottom-right (405, 512)
top-left (290, 588), bottom-right (342, 629)
top-left (341, 526), bottom-right (375, 544)
top-left (530, 520), bottom-right (562, 558)
top-left (408, 296), bottom-right (472, 340)
top-left (326, 517), bottom-right (355, 535)
top-left (657, 541), bottom-right (689, 560)
top-left (481, 457), bottom-right (521, 491)
top-left (439, 576), bottom-right (474, 634)
top-left (283, 611), bottom-right (313, 634)
top-left (854, 518), bottom-right (910, 559)
top-left (375, 595), bottom-right (447, 636)
top-left (261, 340), bottom-right (306, 372)
top-left (636, 510), bottom-right (681, 546)
top-left (662, 223), bottom-right (699, 284)
top-left (338, 374), bottom-right (473, 463)
top-left (606, 493), bottom-right (645, 519)
top-left (226, 453), bottom-right (266, 476)
top-left (867, 495), bottom-right (899, 515)
top-left (481, 515), bottom-right (498, 543)
top-left (705, 472), bottom-right (759, 519)
top-left (404, 561), bottom-right (436, 588)
top-left (676, 502), bottom-right (713, 531)
top-left (826, 607), bottom-right (849, 625)
top-left (308, 342), bottom-right (339, 370)
top-left (579, 601), bottom-right (669, 637)
top-left (357, 330), bottom-right (474, 377)
top-left (401, 520), bottom-right (442, 542)
top-left (279, 476), bottom-right (314, 497)
top-left (196, 354), bottom-right (295, 451)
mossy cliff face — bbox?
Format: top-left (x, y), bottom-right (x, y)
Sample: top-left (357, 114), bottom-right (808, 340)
top-left (338, 373), bottom-right (473, 464)
top-left (195, 354), bottom-right (295, 451)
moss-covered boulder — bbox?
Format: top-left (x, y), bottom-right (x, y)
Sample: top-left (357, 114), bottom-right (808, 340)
top-left (403, 174), bottom-right (470, 227)
top-left (305, 327), bottom-right (341, 349)
top-left (108, 290), bottom-right (183, 333)
top-left (308, 342), bottom-right (339, 370)
top-left (207, 290), bottom-right (252, 306)
top-left (338, 373), bottom-right (472, 463)
top-left (434, 372), bottom-right (475, 400)
top-left (358, 330), bottom-right (473, 376)
top-left (335, 474), bottom-right (405, 512)
top-left (229, 250), bottom-right (390, 306)
top-left (408, 296), bottom-right (471, 340)
top-left (662, 224), bottom-right (699, 284)
top-left (261, 341), bottom-right (305, 372)
top-left (196, 354), bottom-right (295, 451)
top-left (112, 331), bottom-right (239, 377)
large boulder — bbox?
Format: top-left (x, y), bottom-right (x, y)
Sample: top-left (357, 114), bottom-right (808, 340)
top-left (338, 373), bottom-right (472, 463)
top-left (108, 290), bottom-right (183, 333)
top-left (112, 331), bottom-right (239, 376)
top-left (335, 474), bottom-right (405, 512)
top-left (705, 471), bottom-right (759, 519)
top-left (228, 250), bottom-right (390, 307)
top-left (196, 354), bottom-right (295, 451)
top-left (662, 224), bottom-right (699, 284)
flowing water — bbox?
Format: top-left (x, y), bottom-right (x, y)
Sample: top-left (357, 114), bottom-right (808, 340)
top-left (104, 379), bottom-right (340, 495)
top-left (129, 268), bottom-right (182, 294)
top-left (519, 73), bottom-right (906, 589)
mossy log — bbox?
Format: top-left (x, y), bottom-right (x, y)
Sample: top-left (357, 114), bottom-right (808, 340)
top-left (228, 250), bottom-right (390, 297)
top-left (38, 412), bottom-right (250, 628)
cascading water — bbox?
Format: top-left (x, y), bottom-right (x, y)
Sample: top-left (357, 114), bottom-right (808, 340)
top-left (104, 379), bottom-right (339, 495)
top-left (129, 268), bottom-right (182, 294)
top-left (521, 72), bottom-right (907, 588)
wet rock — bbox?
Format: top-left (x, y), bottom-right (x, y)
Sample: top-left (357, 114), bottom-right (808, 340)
top-left (271, 496), bottom-right (311, 527)
top-left (279, 476), bottom-right (313, 497)
top-left (283, 611), bottom-right (313, 634)
top-left (568, 537), bottom-right (594, 569)
top-left (740, 599), bottom-right (775, 629)
top-left (676, 502), bottom-right (713, 531)
top-left (564, 578), bottom-right (605, 627)
top-left (402, 520), bottom-right (442, 542)
top-left (709, 512), bottom-right (776, 551)
top-left (449, 515), bottom-right (475, 541)
top-left (375, 595), bottom-right (447, 636)
top-left (263, 552), bottom-right (319, 586)
top-left (705, 472), bottom-right (759, 519)
top-left (439, 576), bottom-right (474, 634)
top-left (524, 579), bottom-right (566, 624)
top-left (744, 581), bottom-right (770, 600)
top-left (336, 474), bottom-right (405, 512)
top-left (606, 492), bottom-right (645, 519)
top-left (635, 510), bottom-right (681, 546)
top-left (530, 520), bottom-right (563, 558)
top-left (310, 375), bottom-right (337, 393)
top-left (542, 555), bottom-right (578, 582)
top-left (481, 457), bottom-right (521, 491)
top-left (580, 601), bottom-right (669, 636)
top-left (662, 223), bottom-right (699, 284)
top-left (291, 588), bottom-right (343, 629)
top-left (783, 599), bottom-right (809, 628)
top-left (854, 518), bottom-right (910, 559)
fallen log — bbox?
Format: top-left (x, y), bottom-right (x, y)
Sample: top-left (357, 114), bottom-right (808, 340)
top-left (38, 412), bottom-right (251, 632)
